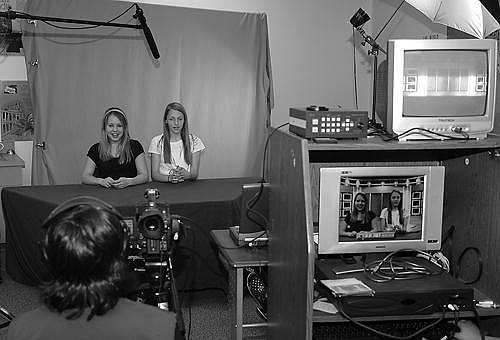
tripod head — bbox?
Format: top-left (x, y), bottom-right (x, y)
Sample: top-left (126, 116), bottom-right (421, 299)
top-left (356, 26), bottom-right (386, 56)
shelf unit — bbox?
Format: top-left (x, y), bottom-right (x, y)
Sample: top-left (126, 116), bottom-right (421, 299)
top-left (267, 128), bottom-right (500, 339)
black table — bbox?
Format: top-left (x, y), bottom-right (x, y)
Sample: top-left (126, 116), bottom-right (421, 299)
top-left (1, 177), bottom-right (258, 291)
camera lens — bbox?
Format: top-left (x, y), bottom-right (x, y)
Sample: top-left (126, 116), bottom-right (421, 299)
top-left (145, 218), bottom-right (160, 231)
top-left (137, 210), bottom-right (165, 240)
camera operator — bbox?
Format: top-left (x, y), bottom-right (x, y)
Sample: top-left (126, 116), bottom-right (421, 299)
top-left (7, 197), bottom-right (176, 340)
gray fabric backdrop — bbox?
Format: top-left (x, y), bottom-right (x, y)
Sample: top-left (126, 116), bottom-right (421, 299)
top-left (22, 0), bottom-right (273, 184)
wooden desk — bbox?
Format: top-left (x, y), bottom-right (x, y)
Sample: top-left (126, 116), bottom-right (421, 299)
top-left (210, 229), bottom-right (268, 340)
top-left (267, 129), bottom-right (500, 339)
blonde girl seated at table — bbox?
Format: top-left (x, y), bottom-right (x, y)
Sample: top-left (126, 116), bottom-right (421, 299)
top-left (82, 107), bottom-right (148, 188)
top-left (339, 192), bottom-right (377, 238)
top-left (148, 102), bottom-right (205, 183)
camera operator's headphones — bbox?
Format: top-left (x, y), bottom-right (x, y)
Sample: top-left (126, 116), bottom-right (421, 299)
top-left (40, 196), bottom-right (129, 262)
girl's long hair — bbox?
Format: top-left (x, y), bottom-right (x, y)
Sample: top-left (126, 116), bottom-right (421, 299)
top-left (99, 107), bottom-right (133, 164)
top-left (160, 102), bottom-right (192, 166)
top-left (387, 189), bottom-right (404, 225)
top-left (351, 192), bottom-right (371, 223)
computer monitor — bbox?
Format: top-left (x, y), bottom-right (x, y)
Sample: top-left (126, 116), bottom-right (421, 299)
top-left (386, 39), bottom-right (497, 140)
top-left (318, 166), bottom-right (445, 255)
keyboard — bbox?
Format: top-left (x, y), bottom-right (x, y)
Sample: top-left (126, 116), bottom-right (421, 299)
top-left (356, 231), bottom-right (396, 240)
top-left (313, 319), bottom-right (455, 340)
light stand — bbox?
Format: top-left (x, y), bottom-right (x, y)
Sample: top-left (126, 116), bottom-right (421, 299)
top-left (350, 8), bottom-right (387, 129)
top-left (0, 4), bottom-right (160, 59)
top-left (356, 25), bottom-right (386, 129)
top-left (350, 1), bottom-right (405, 129)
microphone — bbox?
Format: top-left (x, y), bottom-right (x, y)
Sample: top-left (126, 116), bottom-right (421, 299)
top-left (134, 4), bottom-right (160, 60)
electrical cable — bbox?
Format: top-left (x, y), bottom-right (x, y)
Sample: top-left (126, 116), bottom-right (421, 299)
top-left (373, 0), bottom-right (406, 41)
top-left (261, 123), bottom-right (289, 183)
top-left (10, 4), bottom-right (136, 30)
top-left (362, 249), bottom-right (447, 283)
top-left (367, 123), bottom-right (395, 138)
top-left (455, 246), bottom-right (483, 284)
top-left (383, 127), bottom-right (475, 141)
top-left (441, 225), bottom-right (455, 276)
top-left (336, 299), bottom-right (447, 340)
top-left (441, 225), bottom-right (455, 246)
top-left (245, 182), bottom-right (269, 230)
top-left (175, 205), bottom-right (266, 250)
top-left (237, 123), bottom-right (288, 238)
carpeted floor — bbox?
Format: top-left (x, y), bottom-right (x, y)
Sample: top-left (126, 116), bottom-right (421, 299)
top-left (0, 245), bottom-right (267, 340)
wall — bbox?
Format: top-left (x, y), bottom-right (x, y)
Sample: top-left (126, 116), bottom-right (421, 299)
top-left (0, 0), bottom-right (445, 179)
top-left (123, 0), bottom-right (445, 125)
top-left (118, 0), bottom-right (371, 125)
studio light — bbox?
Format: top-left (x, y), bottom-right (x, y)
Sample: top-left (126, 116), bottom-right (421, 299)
top-left (350, 8), bottom-right (370, 28)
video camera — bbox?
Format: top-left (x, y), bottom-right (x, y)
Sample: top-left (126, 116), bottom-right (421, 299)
top-left (126, 188), bottom-right (180, 310)
top-left (127, 188), bottom-right (181, 256)
top-left (125, 189), bottom-right (186, 338)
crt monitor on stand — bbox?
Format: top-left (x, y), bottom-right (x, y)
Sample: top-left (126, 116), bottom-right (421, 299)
top-left (318, 166), bottom-right (445, 256)
top-left (386, 39), bottom-right (497, 140)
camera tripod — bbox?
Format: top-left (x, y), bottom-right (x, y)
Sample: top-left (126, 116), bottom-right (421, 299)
top-left (127, 240), bottom-right (185, 340)
top-left (129, 188), bottom-right (186, 339)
